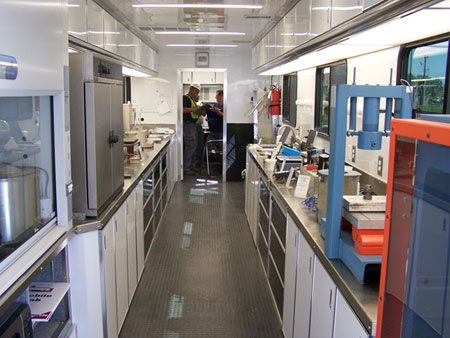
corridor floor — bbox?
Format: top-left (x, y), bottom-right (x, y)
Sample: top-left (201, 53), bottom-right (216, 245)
top-left (119, 176), bottom-right (284, 338)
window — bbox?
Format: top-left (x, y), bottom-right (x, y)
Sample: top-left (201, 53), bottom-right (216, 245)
top-left (282, 73), bottom-right (297, 126)
top-left (315, 62), bottom-right (347, 135)
top-left (401, 38), bottom-right (449, 115)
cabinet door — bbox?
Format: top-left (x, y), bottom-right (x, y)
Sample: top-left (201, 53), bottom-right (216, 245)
top-left (283, 215), bottom-right (299, 338)
top-left (334, 290), bottom-right (369, 338)
top-left (115, 203), bottom-right (128, 331)
top-left (309, 258), bottom-right (336, 338)
top-left (100, 218), bottom-right (118, 338)
top-left (193, 72), bottom-right (216, 84)
top-left (215, 72), bottom-right (224, 84)
top-left (293, 232), bottom-right (315, 338)
top-left (310, 0), bottom-right (331, 36)
top-left (331, 0), bottom-right (362, 27)
top-left (126, 191), bottom-right (137, 303)
top-left (182, 71), bottom-right (192, 84)
top-left (136, 181), bottom-right (145, 279)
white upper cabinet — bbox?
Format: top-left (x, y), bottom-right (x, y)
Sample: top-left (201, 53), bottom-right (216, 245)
top-left (104, 12), bottom-right (118, 55)
top-left (332, 0), bottom-right (363, 27)
top-left (193, 72), bottom-right (216, 84)
top-left (0, 0), bottom-right (66, 91)
top-left (182, 72), bottom-right (193, 84)
top-left (311, 0), bottom-right (332, 36)
top-left (87, 0), bottom-right (104, 48)
top-left (363, 0), bottom-right (384, 10)
top-left (68, 0), bottom-right (87, 42)
top-left (215, 72), bottom-right (224, 84)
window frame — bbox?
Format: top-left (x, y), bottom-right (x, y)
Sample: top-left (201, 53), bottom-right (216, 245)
top-left (314, 60), bottom-right (347, 136)
top-left (397, 32), bottom-right (450, 116)
top-left (282, 72), bottom-right (298, 127)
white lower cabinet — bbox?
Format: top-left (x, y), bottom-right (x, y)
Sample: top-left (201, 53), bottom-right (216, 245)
top-left (334, 291), bottom-right (369, 338)
top-left (283, 215), bottom-right (298, 338)
top-left (115, 203), bottom-right (129, 331)
top-left (281, 214), bottom-right (369, 338)
top-left (294, 231), bottom-right (315, 338)
top-left (310, 258), bottom-right (337, 338)
top-left (126, 191), bottom-right (137, 303)
top-left (136, 180), bottom-right (145, 279)
top-left (100, 218), bottom-right (118, 338)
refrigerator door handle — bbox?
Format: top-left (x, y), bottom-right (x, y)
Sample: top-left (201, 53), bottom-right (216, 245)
top-left (109, 130), bottom-right (119, 145)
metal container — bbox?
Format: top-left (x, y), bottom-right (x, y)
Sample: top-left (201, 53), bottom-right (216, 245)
top-left (0, 165), bottom-right (39, 243)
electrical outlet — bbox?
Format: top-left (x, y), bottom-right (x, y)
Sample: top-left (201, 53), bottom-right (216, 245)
top-left (377, 156), bottom-right (384, 176)
top-left (351, 145), bottom-right (356, 163)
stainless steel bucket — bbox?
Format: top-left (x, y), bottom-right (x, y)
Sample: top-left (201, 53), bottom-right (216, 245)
top-left (0, 165), bottom-right (39, 243)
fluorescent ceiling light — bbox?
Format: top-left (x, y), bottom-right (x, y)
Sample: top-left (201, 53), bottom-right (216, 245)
top-left (155, 31), bottom-right (245, 36)
top-left (122, 66), bottom-right (152, 77)
top-left (167, 43), bottom-right (238, 47)
top-left (68, 3), bottom-right (80, 7)
top-left (89, 30), bottom-right (120, 35)
top-left (133, 3), bottom-right (263, 9)
top-left (266, 45), bottom-right (297, 48)
top-left (281, 32), bottom-right (308, 36)
top-left (69, 30), bottom-right (120, 35)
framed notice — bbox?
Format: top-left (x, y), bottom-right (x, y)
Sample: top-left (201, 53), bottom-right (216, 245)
top-left (196, 52), bottom-right (209, 67)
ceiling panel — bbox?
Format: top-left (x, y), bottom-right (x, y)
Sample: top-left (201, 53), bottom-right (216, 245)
top-left (92, 0), bottom-right (300, 51)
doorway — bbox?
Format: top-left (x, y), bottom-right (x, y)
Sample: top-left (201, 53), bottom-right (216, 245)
top-left (178, 68), bottom-right (227, 181)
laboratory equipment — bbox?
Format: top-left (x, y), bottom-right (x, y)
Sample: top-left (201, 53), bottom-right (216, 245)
top-left (377, 117), bottom-right (450, 338)
top-left (69, 52), bottom-right (124, 217)
top-left (322, 73), bottom-right (413, 282)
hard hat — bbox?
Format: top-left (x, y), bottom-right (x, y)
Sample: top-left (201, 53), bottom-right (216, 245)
top-left (190, 82), bottom-right (201, 91)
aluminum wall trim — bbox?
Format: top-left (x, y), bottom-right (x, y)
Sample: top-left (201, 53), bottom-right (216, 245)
top-left (254, 0), bottom-right (441, 73)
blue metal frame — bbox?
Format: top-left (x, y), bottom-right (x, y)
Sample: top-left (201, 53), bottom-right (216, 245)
top-left (324, 83), bottom-right (413, 260)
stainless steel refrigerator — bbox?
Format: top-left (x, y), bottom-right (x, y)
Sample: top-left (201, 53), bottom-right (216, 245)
top-left (69, 52), bottom-right (124, 217)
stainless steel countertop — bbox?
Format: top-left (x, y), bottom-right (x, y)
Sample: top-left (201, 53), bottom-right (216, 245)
top-left (73, 137), bottom-right (172, 234)
top-left (248, 147), bottom-right (378, 335)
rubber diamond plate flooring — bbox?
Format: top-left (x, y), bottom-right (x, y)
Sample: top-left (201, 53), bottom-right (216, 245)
top-left (119, 177), bottom-right (284, 338)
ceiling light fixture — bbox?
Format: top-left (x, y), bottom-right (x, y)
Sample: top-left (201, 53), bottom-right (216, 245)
top-left (133, 3), bottom-right (263, 9)
top-left (155, 31), bottom-right (245, 35)
top-left (167, 43), bottom-right (238, 47)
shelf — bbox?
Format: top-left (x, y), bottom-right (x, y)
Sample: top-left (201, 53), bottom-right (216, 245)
top-left (29, 282), bottom-right (70, 322)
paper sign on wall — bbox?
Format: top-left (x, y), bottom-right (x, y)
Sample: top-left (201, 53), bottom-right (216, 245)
top-left (294, 175), bottom-right (310, 199)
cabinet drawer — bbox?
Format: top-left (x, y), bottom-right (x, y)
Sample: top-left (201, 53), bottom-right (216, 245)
top-left (259, 201), bottom-right (269, 241)
top-left (154, 163), bottom-right (161, 183)
top-left (260, 179), bottom-right (270, 213)
top-left (144, 218), bottom-right (154, 257)
top-left (154, 201), bottom-right (161, 229)
top-left (269, 254), bottom-right (284, 318)
top-left (162, 171), bottom-right (167, 190)
top-left (269, 226), bottom-right (285, 283)
top-left (143, 196), bottom-right (153, 227)
top-left (154, 181), bottom-right (161, 204)
top-left (271, 201), bottom-right (286, 248)
top-left (143, 173), bottom-right (153, 204)
top-left (257, 225), bottom-right (268, 273)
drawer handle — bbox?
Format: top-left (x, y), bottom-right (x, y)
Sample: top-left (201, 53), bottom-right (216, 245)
top-left (329, 289), bottom-right (333, 308)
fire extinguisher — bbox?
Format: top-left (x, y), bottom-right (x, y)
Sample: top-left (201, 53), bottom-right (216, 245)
top-left (269, 84), bottom-right (281, 116)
